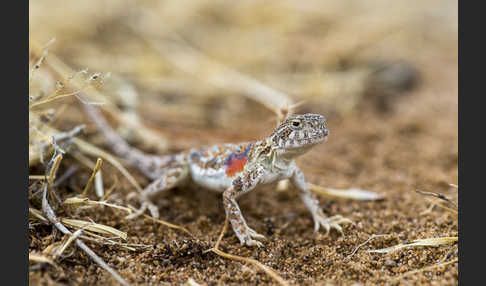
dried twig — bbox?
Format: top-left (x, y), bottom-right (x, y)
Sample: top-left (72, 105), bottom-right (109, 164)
top-left (415, 189), bottom-right (457, 209)
top-left (345, 234), bottom-right (389, 260)
top-left (41, 184), bottom-right (130, 286)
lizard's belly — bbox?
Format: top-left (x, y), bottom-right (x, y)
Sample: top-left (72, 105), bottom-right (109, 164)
top-left (189, 164), bottom-right (234, 192)
top-left (188, 143), bottom-right (253, 192)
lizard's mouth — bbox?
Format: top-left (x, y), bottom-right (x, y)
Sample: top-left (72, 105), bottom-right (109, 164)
top-left (284, 130), bottom-right (328, 150)
top-left (312, 128), bottom-right (329, 143)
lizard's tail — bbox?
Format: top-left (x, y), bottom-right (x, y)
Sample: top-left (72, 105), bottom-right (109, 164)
top-left (82, 103), bottom-right (172, 180)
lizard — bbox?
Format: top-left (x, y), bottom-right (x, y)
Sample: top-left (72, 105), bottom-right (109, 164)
top-left (83, 103), bottom-right (352, 246)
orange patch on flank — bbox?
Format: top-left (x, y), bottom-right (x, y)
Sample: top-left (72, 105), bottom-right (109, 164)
top-left (225, 157), bottom-right (247, 177)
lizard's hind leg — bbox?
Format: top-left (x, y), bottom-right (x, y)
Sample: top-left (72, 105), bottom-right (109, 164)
top-left (126, 162), bottom-right (189, 219)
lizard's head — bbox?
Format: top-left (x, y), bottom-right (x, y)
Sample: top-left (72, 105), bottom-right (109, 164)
top-left (270, 114), bottom-right (329, 153)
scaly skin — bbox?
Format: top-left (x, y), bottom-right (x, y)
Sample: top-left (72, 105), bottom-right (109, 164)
top-left (83, 104), bottom-right (352, 246)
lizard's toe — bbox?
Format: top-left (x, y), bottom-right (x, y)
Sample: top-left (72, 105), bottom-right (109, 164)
top-left (247, 227), bottom-right (267, 240)
top-left (314, 213), bottom-right (353, 235)
top-left (237, 227), bottom-right (266, 247)
top-left (245, 239), bottom-right (263, 247)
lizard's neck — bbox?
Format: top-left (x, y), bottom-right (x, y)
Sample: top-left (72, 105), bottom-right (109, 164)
top-left (248, 138), bottom-right (301, 170)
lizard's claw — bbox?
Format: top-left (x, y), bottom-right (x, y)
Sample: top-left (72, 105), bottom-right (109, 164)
top-left (313, 211), bottom-right (354, 235)
top-left (237, 226), bottom-right (266, 247)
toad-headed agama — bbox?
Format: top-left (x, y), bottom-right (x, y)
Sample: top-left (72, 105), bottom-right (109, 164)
top-left (83, 104), bottom-right (352, 246)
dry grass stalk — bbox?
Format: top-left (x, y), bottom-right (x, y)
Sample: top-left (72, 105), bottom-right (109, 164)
top-left (29, 90), bottom-right (85, 109)
top-left (207, 216), bottom-right (290, 286)
top-left (29, 175), bottom-right (45, 180)
top-left (29, 253), bottom-right (60, 271)
top-left (47, 153), bottom-right (63, 186)
top-left (421, 197), bottom-right (458, 215)
top-left (308, 183), bottom-right (383, 201)
top-left (46, 153), bottom-right (65, 209)
top-left (29, 39), bottom-right (169, 153)
top-left (80, 158), bottom-right (102, 198)
top-left (60, 218), bottom-right (127, 240)
top-left (29, 208), bottom-right (49, 223)
top-left (30, 102), bottom-right (140, 194)
top-left (416, 189), bottom-right (458, 211)
top-left (63, 197), bottom-right (132, 214)
top-left (95, 171), bottom-right (104, 198)
top-left (30, 145), bottom-right (132, 285)
top-left (41, 240), bottom-right (65, 257)
top-left (72, 136), bottom-right (143, 192)
top-left (77, 235), bottom-right (153, 251)
top-left (29, 38), bottom-right (56, 86)
top-left (368, 237), bottom-right (458, 254)
top-left (366, 186), bottom-right (459, 281)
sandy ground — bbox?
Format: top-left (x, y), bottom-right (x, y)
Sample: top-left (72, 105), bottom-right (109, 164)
top-left (29, 1), bottom-right (457, 285)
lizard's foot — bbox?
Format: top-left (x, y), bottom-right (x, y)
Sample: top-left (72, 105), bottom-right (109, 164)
top-left (235, 226), bottom-right (266, 247)
top-left (313, 210), bottom-right (354, 235)
top-left (125, 198), bottom-right (160, 220)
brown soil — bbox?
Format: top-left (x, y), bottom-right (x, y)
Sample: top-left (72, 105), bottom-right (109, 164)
top-left (29, 1), bottom-right (457, 285)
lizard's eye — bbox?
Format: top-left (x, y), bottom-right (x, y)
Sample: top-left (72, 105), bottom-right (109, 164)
top-left (291, 120), bottom-right (301, 127)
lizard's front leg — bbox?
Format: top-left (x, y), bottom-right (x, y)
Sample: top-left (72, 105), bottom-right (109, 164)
top-left (222, 167), bottom-right (266, 247)
top-left (290, 167), bottom-right (353, 234)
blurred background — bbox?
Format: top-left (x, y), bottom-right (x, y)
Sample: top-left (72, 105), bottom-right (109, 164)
top-left (29, 0), bottom-right (457, 133)
top-left (30, 0), bottom-right (458, 188)
top-left (29, 1), bottom-right (458, 284)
